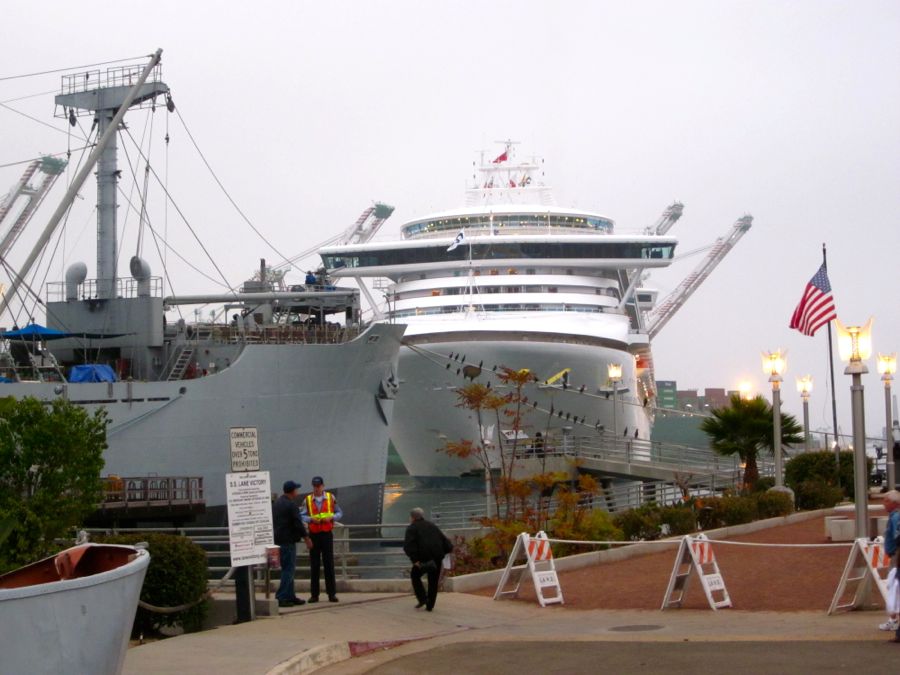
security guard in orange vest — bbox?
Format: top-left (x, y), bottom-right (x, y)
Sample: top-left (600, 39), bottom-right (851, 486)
top-left (300, 476), bottom-right (342, 602)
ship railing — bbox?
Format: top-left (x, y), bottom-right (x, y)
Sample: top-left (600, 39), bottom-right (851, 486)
top-left (46, 276), bottom-right (163, 302)
top-left (188, 324), bottom-right (360, 346)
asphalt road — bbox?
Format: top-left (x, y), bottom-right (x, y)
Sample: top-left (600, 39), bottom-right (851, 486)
top-left (363, 640), bottom-right (899, 674)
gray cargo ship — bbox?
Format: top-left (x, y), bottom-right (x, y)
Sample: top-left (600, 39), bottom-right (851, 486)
top-left (0, 51), bottom-right (404, 524)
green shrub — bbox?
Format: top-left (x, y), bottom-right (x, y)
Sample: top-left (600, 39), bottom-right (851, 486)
top-left (755, 490), bottom-right (794, 518)
top-left (785, 451), bottom-right (864, 499)
top-left (551, 508), bottom-right (623, 556)
top-left (696, 497), bottom-right (724, 530)
top-left (719, 495), bottom-right (758, 526)
top-left (696, 495), bottom-right (759, 529)
top-left (658, 506), bottom-right (697, 536)
top-left (752, 477), bottom-right (775, 493)
top-left (94, 533), bottom-right (208, 636)
top-left (613, 505), bottom-right (662, 541)
top-left (794, 480), bottom-right (844, 510)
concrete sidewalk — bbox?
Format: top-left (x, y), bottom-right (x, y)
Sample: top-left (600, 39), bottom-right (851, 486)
top-left (123, 591), bottom-right (892, 675)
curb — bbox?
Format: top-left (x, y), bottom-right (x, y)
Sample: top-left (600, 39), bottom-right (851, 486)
top-left (267, 641), bottom-right (351, 675)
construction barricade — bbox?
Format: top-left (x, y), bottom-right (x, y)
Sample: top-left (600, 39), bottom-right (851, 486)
top-left (829, 536), bottom-right (894, 614)
top-left (493, 531), bottom-right (564, 607)
top-left (662, 533), bottom-right (732, 610)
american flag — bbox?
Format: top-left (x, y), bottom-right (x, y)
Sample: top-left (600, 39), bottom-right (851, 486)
top-left (789, 264), bottom-right (837, 336)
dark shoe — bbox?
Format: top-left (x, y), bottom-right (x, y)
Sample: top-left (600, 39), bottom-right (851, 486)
top-left (426, 606), bottom-right (433, 612)
top-left (290, 597), bottom-right (306, 606)
top-left (308, 596), bottom-right (319, 603)
top-left (278, 599), bottom-right (295, 608)
top-left (328, 595), bottom-right (339, 603)
top-left (415, 601), bottom-right (426, 609)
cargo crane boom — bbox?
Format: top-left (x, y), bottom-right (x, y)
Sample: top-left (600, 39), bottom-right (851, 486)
top-left (645, 201), bottom-right (684, 236)
top-left (273, 202), bottom-right (395, 273)
top-left (646, 214), bottom-right (752, 339)
top-left (0, 156), bottom-right (67, 259)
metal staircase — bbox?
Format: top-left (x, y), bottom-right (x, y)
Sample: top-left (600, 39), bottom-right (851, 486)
top-left (167, 347), bottom-right (195, 381)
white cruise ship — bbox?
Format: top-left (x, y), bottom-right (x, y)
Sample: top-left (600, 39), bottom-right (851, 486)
top-left (320, 143), bottom-right (742, 482)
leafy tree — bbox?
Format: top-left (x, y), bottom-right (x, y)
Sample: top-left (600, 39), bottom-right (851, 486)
top-left (443, 367), bottom-right (534, 519)
top-left (700, 393), bottom-right (803, 489)
top-left (0, 396), bottom-right (108, 573)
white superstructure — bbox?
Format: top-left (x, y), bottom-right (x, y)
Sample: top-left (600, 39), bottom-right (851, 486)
top-left (320, 142), bottom-right (735, 481)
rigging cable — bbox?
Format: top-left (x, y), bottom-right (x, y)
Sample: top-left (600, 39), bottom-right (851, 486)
top-left (0, 55), bottom-right (152, 82)
top-left (120, 127), bottom-right (230, 290)
top-left (173, 108), bottom-right (299, 274)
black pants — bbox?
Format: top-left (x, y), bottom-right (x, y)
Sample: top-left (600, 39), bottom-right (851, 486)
top-left (410, 558), bottom-right (441, 610)
top-left (309, 530), bottom-right (336, 599)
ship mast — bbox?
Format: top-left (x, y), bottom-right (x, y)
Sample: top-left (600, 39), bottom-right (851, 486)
top-left (55, 52), bottom-right (170, 300)
top-left (0, 50), bottom-right (167, 317)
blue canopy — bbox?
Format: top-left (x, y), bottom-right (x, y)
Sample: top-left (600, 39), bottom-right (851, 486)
top-left (69, 364), bottom-right (117, 383)
top-left (0, 323), bottom-right (127, 341)
top-left (1, 323), bottom-right (69, 340)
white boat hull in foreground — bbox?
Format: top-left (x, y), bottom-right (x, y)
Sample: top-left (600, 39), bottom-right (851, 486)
top-left (0, 544), bottom-right (149, 675)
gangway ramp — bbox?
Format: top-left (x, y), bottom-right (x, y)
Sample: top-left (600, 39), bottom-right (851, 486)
top-left (510, 435), bottom-right (742, 485)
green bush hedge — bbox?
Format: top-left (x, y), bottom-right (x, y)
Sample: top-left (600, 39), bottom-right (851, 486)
top-left (755, 490), bottom-right (795, 518)
top-left (785, 451), bottom-right (862, 499)
top-left (612, 505), bottom-right (660, 541)
top-left (794, 480), bottom-right (844, 510)
top-left (94, 533), bottom-right (208, 636)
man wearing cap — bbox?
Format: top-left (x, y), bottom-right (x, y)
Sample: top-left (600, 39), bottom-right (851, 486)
top-left (273, 480), bottom-right (312, 608)
top-left (300, 476), bottom-right (342, 602)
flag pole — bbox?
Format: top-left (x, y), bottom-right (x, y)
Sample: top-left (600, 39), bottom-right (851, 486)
top-left (822, 243), bottom-right (842, 484)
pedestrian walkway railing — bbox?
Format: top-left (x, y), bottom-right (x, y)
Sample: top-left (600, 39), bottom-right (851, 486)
top-left (83, 523), bottom-right (482, 583)
top-left (430, 472), bottom-right (741, 530)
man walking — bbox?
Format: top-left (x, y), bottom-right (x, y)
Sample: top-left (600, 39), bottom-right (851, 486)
top-left (403, 507), bottom-right (453, 611)
top-left (301, 476), bottom-right (342, 603)
top-left (272, 480), bottom-right (312, 608)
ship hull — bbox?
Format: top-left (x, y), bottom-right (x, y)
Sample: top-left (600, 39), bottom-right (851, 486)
top-left (0, 323), bottom-right (404, 524)
top-left (391, 332), bottom-right (651, 479)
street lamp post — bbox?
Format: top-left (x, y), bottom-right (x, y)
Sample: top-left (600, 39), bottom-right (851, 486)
top-left (608, 363), bottom-right (623, 442)
top-left (796, 375), bottom-right (813, 453)
top-left (877, 353), bottom-right (896, 491)
top-left (763, 350), bottom-right (787, 487)
top-left (836, 318), bottom-right (873, 540)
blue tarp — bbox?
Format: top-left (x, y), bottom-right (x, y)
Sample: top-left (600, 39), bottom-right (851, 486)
top-left (69, 364), bottom-right (117, 383)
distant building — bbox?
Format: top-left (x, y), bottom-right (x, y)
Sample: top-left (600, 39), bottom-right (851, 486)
top-left (653, 380), bottom-right (740, 413)
top-left (676, 389), bottom-right (700, 412)
top-left (704, 388), bottom-right (728, 411)
top-left (657, 380), bottom-right (678, 409)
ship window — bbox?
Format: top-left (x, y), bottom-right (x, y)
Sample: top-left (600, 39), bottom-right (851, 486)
top-left (548, 287), bottom-right (557, 293)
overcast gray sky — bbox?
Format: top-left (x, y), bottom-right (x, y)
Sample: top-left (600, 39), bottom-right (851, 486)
top-left (1, 1), bottom-right (898, 439)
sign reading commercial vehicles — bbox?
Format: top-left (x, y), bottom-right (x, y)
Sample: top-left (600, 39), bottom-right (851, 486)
top-left (226, 470), bottom-right (274, 566)
top-left (230, 426), bottom-right (260, 472)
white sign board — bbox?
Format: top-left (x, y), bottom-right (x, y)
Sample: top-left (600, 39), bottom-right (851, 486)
top-left (230, 427), bottom-right (260, 472)
top-left (226, 470), bottom-right (274, 566)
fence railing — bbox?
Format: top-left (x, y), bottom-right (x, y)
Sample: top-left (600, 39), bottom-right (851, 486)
top-left (83, 523), bottom-right (482, 582)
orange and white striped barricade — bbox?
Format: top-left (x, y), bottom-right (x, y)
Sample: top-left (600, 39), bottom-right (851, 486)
top-left (828, 536), bottom-right (893, 615)
top-left (662, 533), bottom-right (732, 610)
top-left (493, 531), bottom-right (564, 607)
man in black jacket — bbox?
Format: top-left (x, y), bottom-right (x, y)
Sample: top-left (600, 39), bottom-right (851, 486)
top-left (403, 507), bottom-right (453, 611)
top-left (273, 480), bottom-right (312, 607)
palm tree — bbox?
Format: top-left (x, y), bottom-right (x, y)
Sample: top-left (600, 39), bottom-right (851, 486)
top-left (700, 393), bottom-right (803, 489)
